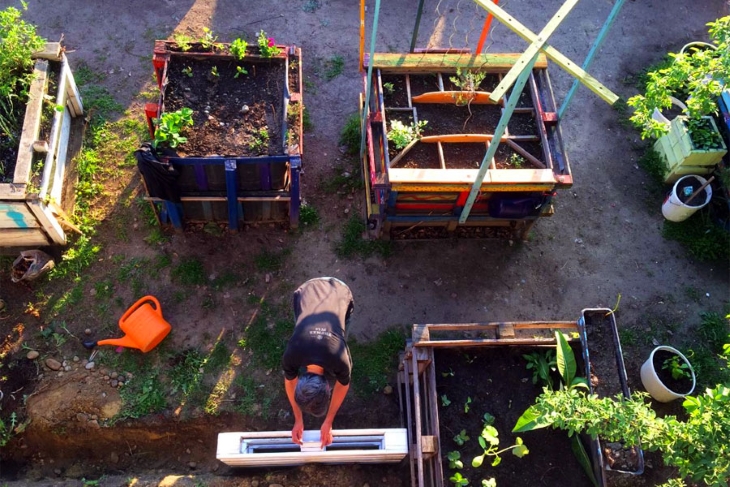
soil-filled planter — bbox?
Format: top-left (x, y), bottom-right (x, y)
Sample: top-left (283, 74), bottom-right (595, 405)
top-left (362, 53), bottom-right (571, 240)
top-left (655, 115), bottom-right (727, 183)
top-left (581, 309), bottom-right (645, 481)
top-left (640, 345), bottom-right (696, 402)
top-left (144, 40), bottom-right (303, 230)
top-left (0, 43), bottom-right (84, 247)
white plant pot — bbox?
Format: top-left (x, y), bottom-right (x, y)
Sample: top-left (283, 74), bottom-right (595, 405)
top-left (640, 346), bottom-right (696, 402)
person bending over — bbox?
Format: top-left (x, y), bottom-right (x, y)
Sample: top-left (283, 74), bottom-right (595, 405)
top-left (282, 277), bottom-right (354, 448)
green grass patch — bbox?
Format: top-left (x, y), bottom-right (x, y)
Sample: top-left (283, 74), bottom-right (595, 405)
top-left (168, 349), bottom-right (205, 397)
top-left (233, 374), bottom-right (276, 419)
top-left (637, 147), bottom-right (668, 186)
top-left (212, 270), bottom-right (241, 290)
top-left (204, 341), bottom-right (231, 373)
top-left (698, 311), bottom-right (730, 354)
top-left (254, 248), bottom-right (290, 272)
top-left (349, 328), bottom-right (406, 396)
top-left (50, 236), bottom-right (102, 280)
top-left (171, 258), bottom-right (207, 285)
top-left (299, 203), bottom-right (320, 227)
top-left (324, 55), bottom-right (345, 81)
top-left (302, 106), bottom-right (313, 132)
top-left (335, 216), bottom-right (391, 259)
top-left (339, 113), bottom-right (361, 155)
top-left (240, 298), bottom-right (292, 370)
top-left (662, 212), bottom-right (730, 262)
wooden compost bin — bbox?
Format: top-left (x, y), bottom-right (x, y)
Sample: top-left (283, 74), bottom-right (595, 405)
top-left (0, 43), bottom-right (84, 248)
top-left (398, 320), bottom-right (604, 487)
top-left (362, 52), bottom-right (571, 240)
top-left (145, 40), bottom-right (303, 230)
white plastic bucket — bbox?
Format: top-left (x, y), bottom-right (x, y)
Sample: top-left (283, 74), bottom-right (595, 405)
top-left (661, 175), bottom-right (712, 222)
top-left (640, 345), bottom-right (696, 402)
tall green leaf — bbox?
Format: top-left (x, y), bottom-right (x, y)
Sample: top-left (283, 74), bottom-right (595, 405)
top-left (555, 331), bottom-right (577, 386)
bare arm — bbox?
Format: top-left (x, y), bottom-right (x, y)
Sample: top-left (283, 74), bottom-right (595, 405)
top-left (285, 377), bottom-right (304, 444)
top-left (319, 381), bottom-right (350, 448)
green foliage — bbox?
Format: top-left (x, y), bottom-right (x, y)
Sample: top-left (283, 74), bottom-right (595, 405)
top-left (154, 107), bottom-right (193, 149)
top-left (686, 117), bottom-right (724, 150)
top-left (387, 119), bottom-right (427, 150)
top-left (181, 66), bottom-right (193, 77)
top-left (464, 396), bottom-right (472, 413)
top-left (210, 66), bottom-right (219, 77)
top-left (508, 153), bottom-right (525, 168)
top-left (339, 113), bottom-right (361, 155)
top-left (447, 450), bottom-right (464, 469)
top-left (449, 472), bottom-right (469, 486)
top-left (441, 394), bottom-right (452, 406)
top-left (698, 312), bottom-right (730, 354)
top-left (662, 212), bottom-right (730, 262)
top-left (239, 298), bottom-right (291, 370)
top-left (234, 65), bottom-right (248, 78)
top-left (171, 257), bottom-right (206, 285)
top-left (254, 248), bottom-right (289, 272)
top-left (0, 412), bottom-right (17, 447)
top-left (248, 127), bottom-right (269, 153)
top-left (382, 82), bottom-right (395, 95)
top-left (114, 370), bottom-right (167, 423)
top-left (299, 203), bottom-right (320, 227)
top-left (49, 235), bottom-right (101, 279)
top-left (349, 328), bottom-right (404, 395)
top-left (324, 55), bottom-right (344, 81)
top-left (450, 68), bottom-right (487, 92)
top-left (471, 424), bottom-right (528, 468)
top-left (335, 216), bottom-right (392, 259)
top-left (230, 38), bottom-right (248, 60)
top-left (453, 429), bottom-right (470, 446)
top-left (662, 354), bottom-right (692, 380)
top-left (637, 147), bottom-right (668, 184)
top-left (199, 27), bottom-right (221, 50)
top-left (172, 32), bottom-right (193, 51)
top-left (168, 349), bottom-right (205, 396)
top-left (628, 16), bottom-right (730, 139)
top-left (257, 30), bottom-right (280, 58)
top-left (523, 350), bottom-right (556, 389)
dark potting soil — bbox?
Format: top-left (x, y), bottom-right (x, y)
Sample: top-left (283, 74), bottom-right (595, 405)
top-left (442, 143), bottom-right (488, 169)
top-left (435, 347), bottom-right (594, 487)
top-left (408, 74), bottom-right (441, 96)
top-left (675, 177), bottom-right (707, 206)
top-left (653, 349), bottom-right (694, 394)
top-left (163, 57), bottom-right (285, 157)
top-left (416, 103), bottom-right (501, 136)
top-left (382, 75), bottom-right (409, 107)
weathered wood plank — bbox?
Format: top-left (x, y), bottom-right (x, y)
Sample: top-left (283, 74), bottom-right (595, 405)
top-left (368, 52), bottom-right (548, 72)
top-left (0, 184), bottom-right (29, 199)
top-left (26, 201), bottom-right (65, 245)
top-left (0, 228), bottom-right (49, 247)
top-left (31, 42), bottom-right (62, 61)
top-left (14, 60), bottom-right (48, 185)
top-left (420, 134), bottom-right (538, 143)
top-left (50, 109), bottom-right (72, 202)
top-left (388, 167), bottom-right (557, 185)
top-left (63, 54), bottom-right (84, 117)
top-left (0, 203), bottom-right (40, 228)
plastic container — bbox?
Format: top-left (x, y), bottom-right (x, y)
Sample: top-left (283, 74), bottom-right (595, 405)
top-left (640, 345), bottom-right (696, 402)
top-left (662, 175), bottom-right (712, 222)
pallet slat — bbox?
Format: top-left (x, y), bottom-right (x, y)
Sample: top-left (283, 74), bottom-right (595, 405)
top-left (368, 53), bottom-right (548, 71)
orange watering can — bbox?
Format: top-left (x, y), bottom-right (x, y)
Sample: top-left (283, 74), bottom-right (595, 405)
top-left (83, 296), bottom-right (171, 353)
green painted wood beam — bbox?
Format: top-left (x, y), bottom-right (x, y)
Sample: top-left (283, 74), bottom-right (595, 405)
top-left (489, 0), bottom-right (579, 102)
top-left (368, 52), bottom-right (548, 70)
top-left (473, 0), bottom-right (618, 105)
top-left (459, 54), bottom-right (539, 224)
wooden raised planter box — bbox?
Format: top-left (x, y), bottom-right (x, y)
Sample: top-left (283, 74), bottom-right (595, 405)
top-left (145, 40), bottom-right (303, 230)
top-left (655, 115), bottom-right (727, 183)
top-left (362, 52), bottom-right (572, 240)
top-left (0, 43), bottom-right (84, 248)
top-left (399, 320), bottom-right (605, 487)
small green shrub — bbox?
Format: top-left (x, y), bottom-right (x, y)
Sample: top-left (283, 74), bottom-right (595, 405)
top-left (231, 38), bottom-right (248, 60)
top-left (257, 30), bottom-right (280, 58)
top-left (387, 119), bottom-right (427, 149)
top-left (153, 107), bottom-right (193, 149)
top-left (339, 114), bottom-right (361, 155)
top-left (324, 55), bottom-right (344, 81)
top-left (299, 203), bottom-right (320, 226)
top-left (637, 147), bottom-right (667, 184)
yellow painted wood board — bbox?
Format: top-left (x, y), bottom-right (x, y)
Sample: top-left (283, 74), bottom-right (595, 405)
top-left (368, 52), bottom-right (548, 72)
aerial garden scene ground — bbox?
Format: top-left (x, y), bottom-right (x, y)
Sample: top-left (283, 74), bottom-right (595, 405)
top-left (0, 0), bottom-right (728, 486)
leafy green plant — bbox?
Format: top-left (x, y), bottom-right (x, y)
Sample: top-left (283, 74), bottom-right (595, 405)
top-left (686, 117), bottom-right (724, 150)
top-left (387, 119), bottom-right (427, 150)
top-left (299, 203), bottom-right (319, 226)
top-left (441, 394), bottom-right (452, 407)
top-left (450, 68), bottom-right (487, 106)
top-left (464, 396), bottom-right (472, 413)
top-left (628, 16), bottom-right (730, 139)
top-left (210, 66), bottom-right (219, 77)
top-left (230, 38), bottom-right (248, 60)
top-left (324, 55), bottom-right (344, 81)
top-left (234, 65), bottom-right (248, 78)
top-left (199, 27), bottom-right (221, 50)
top-left (508, 153), bottom-right (525, 168)
top-left (181, 66), bottom-right (193, 77)
top-left (340, 113), bottom-right (361, 155)
top-left (454, 429), bottom-right (470, 446)
top-left (471, 424), bottom-right (528, 468)
top-left (153, 107), bottom-right (193, 149)
top-left (382, 82), bottom-right (395, 95)
top-left (442, 367), bottom-right (455, 378)
top-left (257, 30), bottom-right (280, 58)
top-left (448, 450), bottom-right (464, 469)
top-left (249, 127), bottom-right (269, 153)
top-left (662, 354), bottom-right (692, 380)
top-left (172, 32), bottom-right (193, 51)
top-left (523, 350), bottom-right (556, 389)
top-left (449, 472), bottom-right (469, 486)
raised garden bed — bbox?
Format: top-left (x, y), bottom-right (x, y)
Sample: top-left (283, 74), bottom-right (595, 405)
top-left (399, 320), bottom-right (603, 487)
top-left (0, 43), bottom-right (84, 248)
top-left (362, 52), bottom-right (571, 240)
top-left (144, 38), bottom-right (303, 230)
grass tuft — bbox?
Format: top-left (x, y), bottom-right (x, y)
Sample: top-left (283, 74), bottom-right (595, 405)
top-left (349, 328), bottom-right (406, 396)
top-left (335, 216), bottom-right (391, 259)
top-left (662, 212), bottom-right (730, 262)
top-left (171, 258), bottom-right (207, 285)
top-left (324, 55), bottom-right (344, 81)
top-left (339, 113), bottom-right (361, 155)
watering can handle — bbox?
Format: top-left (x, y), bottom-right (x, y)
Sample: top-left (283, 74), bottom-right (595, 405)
top-left (119, 295), bottom-right (162, 325)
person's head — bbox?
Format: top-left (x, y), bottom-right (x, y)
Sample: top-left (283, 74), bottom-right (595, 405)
top-left (295, 372), bottom-right (331, 417)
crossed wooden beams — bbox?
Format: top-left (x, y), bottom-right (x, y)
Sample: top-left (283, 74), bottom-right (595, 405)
top-left (459, 0), bottom-right (619, 223)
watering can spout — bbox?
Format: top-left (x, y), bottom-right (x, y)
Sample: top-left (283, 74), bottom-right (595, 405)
top-left (97, 335), bottom-right (140, 350)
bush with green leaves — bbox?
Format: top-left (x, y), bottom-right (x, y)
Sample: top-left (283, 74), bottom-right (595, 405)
top-left (387, 119), bottom-right (427, 150)
top-left (628, 16), bottom-right (730, 140)
top-left (257, 30), bottom-right (280, 58)
top-left (230, 38), bottom-right (248, 60)
top-left (153, 107), bottom-right (193, 149)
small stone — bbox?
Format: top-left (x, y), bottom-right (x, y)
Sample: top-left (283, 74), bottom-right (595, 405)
top-left (64, 366), bottom-right (71, 372)
top-left (189, 461), bottom-right (197, 469)
top-left (363, 484), bottom-right (370, 487)
top-left (26, 350), bottom-right (39, 360)
top-left (84, 329), bottom-right (92, 336)
top-left (88, 420), bottom-right (100, 429)
top-left (265, 273), bottom-right (271, 283)
top-left (73, 356), bottom-right (80, 362)
top-left (85, 362), bottom-right (95, 370)
top-left (62, 360), bottom-right (68, 367)
top-left (383, 385), bottom-right (393, 395)
top-left (251, 481), bottom-right (259, 487)
top-left (89, 288), bottom-right (97, 296)
top-left (45, 358), bottom-right (62, 371)
top-left (342, 172), bottom-right (351, 178)
top-left (344, 208), bottom-right (350, 214)
top-left (76, 413), bottom-right (88, 422)
top-left (104, 375), bottom-right (110, 381)
top-left (118, 380), bottom-right (125, 387)
top-left (57, 372), bottom-right (64, 377)
top-left (111, 371), bottom-right (118, 379)
top-left (54, 469), bottom-right (61, 476)
top-left (91, 415), bottom-right (98, 421)
top-left (241, 105), bottom-right (249, 113)
top-left (110, 452), bottom-right (119, 464)
top-left (111, 380), bottom-right (118, 388)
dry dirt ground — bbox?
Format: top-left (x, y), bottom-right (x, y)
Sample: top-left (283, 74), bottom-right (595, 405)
top-left (1, 0), bottom-right (729, 486)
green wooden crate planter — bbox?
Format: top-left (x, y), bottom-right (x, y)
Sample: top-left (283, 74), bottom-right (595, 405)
top-left (655, 116), bottom-right (727, 183)
top-left (400, 319), bottom-right (604, 487)
top-left (145, 40), bottom-right (303, 230)
top-left (0, 43), bottom-right (84, 248)
top-left (361, 52), bottom-right (572, 240)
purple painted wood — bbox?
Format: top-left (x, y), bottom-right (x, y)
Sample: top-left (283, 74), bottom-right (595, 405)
top-left (289, 156), bottom-right (301, 228)
top-left (194, 165), bottom-right (208, 191)
top-left (260, 163), bottom-right (272, 191)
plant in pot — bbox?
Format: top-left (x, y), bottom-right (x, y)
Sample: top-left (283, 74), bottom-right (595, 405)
top-left (627, 16), bottom-right (730, 180)
top-left (640, 345), bottom-right (696, 403)
top-left (514, 336), bottom-right (730, 486)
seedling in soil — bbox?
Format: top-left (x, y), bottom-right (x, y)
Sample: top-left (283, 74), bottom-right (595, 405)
top-left (324, 55), bottom-right (345, 81)
top-left (481, 480), bottom-right (496, 487)
top-left (153, 107), bottom-right (193, 149)
top-left (230, 38), bottom-right (248, 60)
top-left (442, 367), bottom-right (455, 378)
top-left (450, 68), bottom-right (487, 106)
top-left (464, 396), bottom-right (472, 413)
top-left (382, 82), bottom-right (395, 95)
top-left (249, 127), bottom-right (270, 153)
top-left (182, 66), bottom-right (193, 77)
top-left (447, 450), bottom-right (464, 469)
top-left (257, 30), bottom-right (281, 57)
top-left (471, 424), bottom-right (529, 468)
top-left (172, 32), bottom-right (193, 51)
top-left (508, 153), bottom-right (525, 168)
top-left (387, 119), bottom-right (427, 149)
top-left (454, 429), bottom-right (470, 446)
top-left (441, 394), bottom-right (452, 407)
top-left (482, 412), bottom-right (495, 426)
top-left (199, 27), bottom-right (221, 51)
top-left (234, 66), bottom-right (248, 78)
top-left (523, 350), bottom-right (557, 389)
top-left (662, 354), bottom-right (692, 380)
top-left (210, 66), bottom-right (219, 77)
top-left (449, 472), bottom-right (469, 486)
